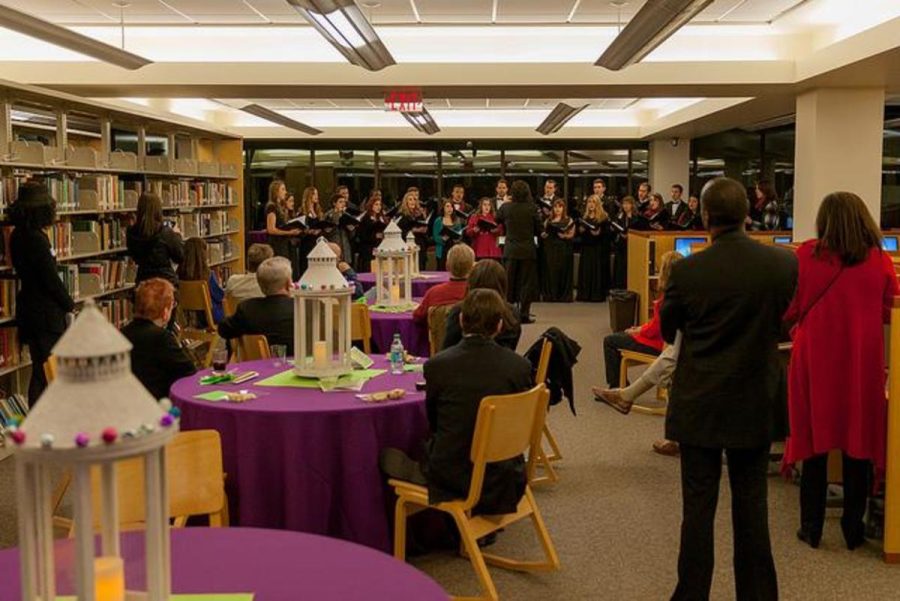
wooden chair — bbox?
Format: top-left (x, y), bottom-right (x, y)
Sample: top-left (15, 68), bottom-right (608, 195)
top-left (530, 340), bottom-right (560, 486)
top-left (427, 304), bottom-right (453, 356)
top-left (236, 334), bottom-right (270, 362)
top-left (43, 355), bottom-right (57, 383)
top-left (351, 303), bottom-right (373, 354)
top-left (390, 385), bottom-right (560, 601)
top-left (57, 430), bottom-right (229, 535)
top-left (618, 349), bottom-right (667, 416)
top-left (177, 280), bottom-right (218, 368)
top-left (223, 293), bottom-right (239, 318)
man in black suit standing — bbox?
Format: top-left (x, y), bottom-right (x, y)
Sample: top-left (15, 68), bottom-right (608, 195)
top-left (660, 177), bottom-right (797, 601)
top-left (664, 183), bottom-right (688, 227)
top-left (380, 288), bottom-right (533, 515)
top-left (497, 180), bottom-right (543, 323)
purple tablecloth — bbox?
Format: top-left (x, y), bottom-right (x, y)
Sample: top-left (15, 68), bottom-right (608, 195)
top-left (367, 300), bottom-right (430, 358)
top-left (0, 528), bottom-right (447, 601)
top-left (358, 271), bottom-right (450, 297)
top-left (171, 358), bottom-right (428, 552)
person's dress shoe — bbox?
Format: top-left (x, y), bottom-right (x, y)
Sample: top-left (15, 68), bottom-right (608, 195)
top-left (477, 532), bottom-right (498, 548)
top-left (797, 527), bottom-right (821, 549)
top-left (652, 439), bottom-right (680, 456)
top-left (592, 387), bottom-right (633, 415)
top-left (842, 520), bottom-right (866, 550)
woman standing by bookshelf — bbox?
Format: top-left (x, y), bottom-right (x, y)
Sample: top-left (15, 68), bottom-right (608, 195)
top-left (433, 199), bottom-right (464, 271)
top-left (464, 197), bottom-right (504, 261)
top-left (541, 199), bottom-right (576, 302)
top-left (297, 186), bottom-right (324, 279)
top-left (264, 179), bottom-right (300, 270)
top-left (356, 195), bottom-right (387, 272)
top-left (127, 191), bottom-right (184, 287)
top-left (10, 182), bottom-right (75, 404)
top-left (576, 195), bottom-right (611, 302)
top-left (178, 237), bottom-right (224, 325)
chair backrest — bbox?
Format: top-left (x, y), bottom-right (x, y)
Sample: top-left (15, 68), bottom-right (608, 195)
top-left (80, 430), bottom-right (227, 532)
top-left (44, 355), bottom-right (58, 383)
top-left (427, 304), bottom-right (453, 355)
top-left (534, 339), bottom-right (553, 385)
top-left (350, 303), bottom-right (372, 342)
top-left (223, 293), bottom-right (239, 318)
top-left (237, 334), bottom-right (270, 361)
top-left (178, 280), bottom-right (216, 332)
top-left (461, 384), bottom-right (549, 511)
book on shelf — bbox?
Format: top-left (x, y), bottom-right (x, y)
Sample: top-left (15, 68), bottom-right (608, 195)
top-left (0, 279), bottom-right (17, 319)
top-left (57, 264), bottom-right (80, 299)
top-left (47, 222), bottom-right (73, 259)
top-left (78, 258), bottom-right (134, 295)
top-left (0, 392), bottom-right (28, 428)
top-left (0, 174), bottom-right (30, 219)
top-left (0, 328), bottom-right (22, 370)
top-left (96, 297), bottom-right (133, 329)
top-left (40, 174), bottom-right (140, 212)
top-left (71, 218), bottom-right (127, 252)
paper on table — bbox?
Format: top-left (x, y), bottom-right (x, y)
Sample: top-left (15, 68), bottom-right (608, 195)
top-left (58, 595), bottom-right (253, 601)
top-left (403, 363), bottom-right (424, 373)
top-left (255, 368), bottom-right (387, 389)
top-left (194, 390), bottom-right (230, 402)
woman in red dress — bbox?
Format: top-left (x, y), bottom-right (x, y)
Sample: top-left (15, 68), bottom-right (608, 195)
top-left (784, 191), bottom-right (899, 550)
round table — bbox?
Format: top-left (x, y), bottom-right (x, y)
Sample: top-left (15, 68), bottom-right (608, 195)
top-left (170, 358), bottom-right (428, 552)
top-left (367, 299), bottom-right (431, 358)
top-left (0, 528), bottom-right (448, 601)
top-left (357, 271), bottom-right (450, 297)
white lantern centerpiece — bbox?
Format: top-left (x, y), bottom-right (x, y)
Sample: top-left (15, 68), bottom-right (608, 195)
top-left (374, 221), bottom-right (414, 306)
top-left (11, 300), bottom-right (178, 601)
top-left (294, 238), bottom-right (353, 378)
top-left (404, 232), bottom-right (421, 278)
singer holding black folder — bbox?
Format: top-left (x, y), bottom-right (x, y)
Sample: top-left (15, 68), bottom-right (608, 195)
top-left (398, 191), bottom-right (430, 271)
top-left (356, 196), bottom-right (388, 272)
top-left (465, 198), bottom-right (504, 260)
top-left (295, 187), bottom-right (325, 279)
top-left (540, 199), bottom-right (576, 302)
top-left (577, 195), bottom-right (611, 302)
top-left (611, 196), bottom-right (644, 289)
top-left (433, 199), bottom-right (464, 271)
top-left (265, 179), bottom-right (301, 264)
top-left (324, 193), bottom-right (356, 267)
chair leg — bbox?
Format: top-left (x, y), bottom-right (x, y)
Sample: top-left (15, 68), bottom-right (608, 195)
top-left (364, 338), bottom-right (371, 354)
top-left (450, 508), bottom-right (500, 601)
top-left (543, 424), bottom-right (562, 462)
top-left (618, 357), bottom-right (630, 388)
top-left (393, 497), bottom-right (409, 561)
top-left (526, 487), bottom-right (561, 571)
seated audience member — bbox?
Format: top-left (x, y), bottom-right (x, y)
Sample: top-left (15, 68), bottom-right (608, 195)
top-left (225, 243), bottom-right (273, 304)
top-left (412, 243), bottom-right (475, 324)
top-left (380, 289), bottom-right (534, 515)
top-left (327, 242), bottom-right (364, 300)
top-left (599, 251), bottom-right (682, 388)
top-left (178, 237), bottom-right (225, 324)
top-left (442, 259), bottom-right (521, 351)
top-left (121, 278), bottom-right (197, 399)
top-left (217, 257), bottom-right (294, 354)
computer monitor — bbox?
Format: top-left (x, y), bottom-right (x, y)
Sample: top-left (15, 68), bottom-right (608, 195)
top-left (674, 237), bottom-right (707, 257)
top-left (774, 236), bottom-right (792, 245)
top-left (882, 236), bottom-right (899, 252)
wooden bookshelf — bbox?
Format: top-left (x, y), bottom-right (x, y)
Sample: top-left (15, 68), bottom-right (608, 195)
top-left (0, 80), bottom-right (244, 400)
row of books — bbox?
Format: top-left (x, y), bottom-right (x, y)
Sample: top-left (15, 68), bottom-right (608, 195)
top-left (208, 239), bottom-right (235, 265)
top-left (176, 210), bottom-right (234, 239)
top-left (0, 174), bottom-right (30, 220)
top-left (0, 392), bottom-right (28, 428)
top-left (47, 175), bottom-right (141, 212)
top-left (214, 265), bottom-right (234, 283)
top-left (47, 222), bottom-right (73, 259)
top-left (57, 258), bottom-right (135, 299)
top-left (0, 279), bottom-right (16, 319)
top-left (0, 328), bottom-right (22, 370)
top-left (97, 297), bottom-right (133, 329)
top-left (148, 179), bottom-right (235, 208)
top-left (72, 218), bottom-right (127, 252)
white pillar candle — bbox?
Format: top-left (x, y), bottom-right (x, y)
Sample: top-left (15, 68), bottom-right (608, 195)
top-left (390, 284), bottom-right (400, 304)
top-left (313, 340), bottom-right (328, 369)
top-left (94, 556), bottom-right (124, 601)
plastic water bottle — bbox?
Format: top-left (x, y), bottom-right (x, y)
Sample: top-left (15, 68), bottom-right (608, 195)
top-left (390, 333), bottom-right (405, 375)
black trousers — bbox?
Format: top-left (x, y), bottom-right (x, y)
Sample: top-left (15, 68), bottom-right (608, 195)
top-left (25, 329), bottom-right (63, 406)
top-left (672, 445), bottom-right (777, 601)
top-left (602, 332), bottom-right (659, 387)
top-left (504, 257), bottom-right (537, 317)
top-left (800, 452), bottom-right (871, 542)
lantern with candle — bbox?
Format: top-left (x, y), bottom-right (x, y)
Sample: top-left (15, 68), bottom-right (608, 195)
top-left (12, 300), bottom-right (177, 601)
top-left (294, 238), bottom-right (354, 378)
top-left (404, 232), bottom-right (421, 278)
top-left (373, 221), bottom-right (413, 306)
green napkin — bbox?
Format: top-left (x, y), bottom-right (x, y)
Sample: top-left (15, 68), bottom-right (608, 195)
top-left (194, 390), bottom-right (230, 402)
top-left (368, 303), bottom-right (417, 314)
top-left (403, 363), bottom-right (424, 373)
top-left (255, 368), bottom-right (386, 389)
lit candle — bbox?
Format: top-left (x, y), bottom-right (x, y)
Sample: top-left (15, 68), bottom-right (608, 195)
top-left (390, 284), bottom-right (400, 304)
top-left (95, 556), bottom-right (125, 601)
top-left (313, 340), bottom-right (328, 369)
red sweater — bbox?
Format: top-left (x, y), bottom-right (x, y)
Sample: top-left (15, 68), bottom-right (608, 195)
top-left (631, 298), bottom-right (665, 352)
top-left (412, 279), bottom-right (468, 323)
top-left (464, 213), bottom-right (504, 259)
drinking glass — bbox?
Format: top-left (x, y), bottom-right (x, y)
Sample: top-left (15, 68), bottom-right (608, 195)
top-left (269, 344), bottom-right (287, 367)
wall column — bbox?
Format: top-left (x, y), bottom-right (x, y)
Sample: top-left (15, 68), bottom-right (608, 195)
top-left (649, 138), bottom-right (691, 197)
top-left (793, 87), bottom-right (885, 240)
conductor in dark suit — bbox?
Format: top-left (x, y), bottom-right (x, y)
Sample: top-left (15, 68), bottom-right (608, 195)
top-left (496, 180), bottom-right (542, 324)
top-left (660, 177), bottom-right (797, 601)
top-left (380, 288), bottom-right (534, 515)
top-left (217, 256), bottom-right (295, 354)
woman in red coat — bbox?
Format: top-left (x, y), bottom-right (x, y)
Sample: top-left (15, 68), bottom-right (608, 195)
top-left (464, 197), bottom-right (504, 260)
top-left (784, 191), bottom-right (899, 550)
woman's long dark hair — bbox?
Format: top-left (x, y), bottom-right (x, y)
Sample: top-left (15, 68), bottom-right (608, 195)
top-left (135, 192), bottom-right (164, 238)
top-left (815, 191), bottom-right (882, 266)
top-left (9, 181), bottom-right (55, 230)
top-left (467, 259), bottom-right (518, 328)
top-left (177, 237), bottom-right (210, 281)
top-left (510, 180), bottom-right (532, 204)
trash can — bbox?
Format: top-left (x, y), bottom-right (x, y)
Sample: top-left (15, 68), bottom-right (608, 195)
top-left (608, 289), bottom-right (639, 332)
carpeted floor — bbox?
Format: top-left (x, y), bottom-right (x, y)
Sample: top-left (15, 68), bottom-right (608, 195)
top-left (1, 301), bottom-right (898, 599)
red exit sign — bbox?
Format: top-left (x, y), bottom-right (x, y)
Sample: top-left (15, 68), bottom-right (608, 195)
top-left (384, 88), bottom-right (423, 112)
